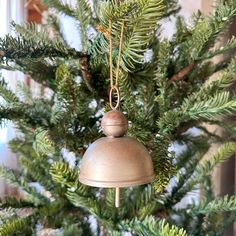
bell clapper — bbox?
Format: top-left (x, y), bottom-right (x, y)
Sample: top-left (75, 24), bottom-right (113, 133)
top-left (115, 187), bottom-right (120, 208)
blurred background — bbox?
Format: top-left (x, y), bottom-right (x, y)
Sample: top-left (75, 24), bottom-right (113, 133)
top-left (0, 0), bottom-right (235, 235)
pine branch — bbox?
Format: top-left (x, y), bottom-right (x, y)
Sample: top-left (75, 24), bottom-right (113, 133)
top-left (0, 218), bottom-right (33, 236)
top-left (182, 91), bottom-right (236, 120)
top-left (50, 162), bottom-right (94, 207)
top-left (100, 0), bottom-right (165, 70)
top-left (0, 79), bottom-right (19, 104)
top-left (0, 35), bottom-right (86, 62)
top-left (190, 195), bottom-right (236, 214)
top-left (74, 0), bottom-right (93, 49)
top-left (119, 217), bottom-right (187, 236)
top-left (50, 162), bottom-right (78, 189)
top-left (179, 2), bottom-right (236, 62)
top-left (199, 36), bottom-right (236, 60)
top-left (0, 197), bottom-right (35, 209)
top-left (12, 21), bottom-right (61, 45)
top-left (175, 142), bottom-right (236, 200)
top-left (152, 136), bottom-right (175, 192)
top-left (0, 166), bottom-right (48, 204)
top-left (41, 0), bottom-right (75, 17)
top-left (33, 128), bottom-right (55, 156)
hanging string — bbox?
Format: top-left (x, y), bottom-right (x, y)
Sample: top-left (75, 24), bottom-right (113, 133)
top-left (109, 20), bottom-right (113, 89)
top-left (115, 18), bottom-right (125, 87)
top-left (109, 18), bottom-right (125, 110)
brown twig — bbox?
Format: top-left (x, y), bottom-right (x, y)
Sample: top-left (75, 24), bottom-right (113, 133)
top-left (0, 51), bottom-right (5, 57)
top-left (79, 56), bottom-right (93, 92)
top-left (169, 62), bottom-right (195, 82)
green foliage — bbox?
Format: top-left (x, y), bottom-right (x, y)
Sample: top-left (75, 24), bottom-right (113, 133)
top-left (99, 0), bottom-right (165, 70)
top-left (0, 218), bottom-right (33, 236)
top-left (50, 162), bottom-right (78, 188)
top-left (0, 78), bottom-right (19, 104)
top-left (181, 91), bottom-right (236, 120)
top-left (0, 35), bottom-right (84, 63)
top-left (74, 0), bottom-right (93, 49)
top-left (191, 195), bottom-right (236, 214)
top-left (179, 2), bottom-right (236, 62)
top-left (119, 217), bottom-right (187, 236)
top-left (41, 0), bottom-right (75, 17)
top-left (0, 166), bottom-right (48, 204)
top-left (33, 128), bottom-right (55, 156)
top-left (60, 224), bottom-right (82, 236)
top-left (174, 142), bottom-right (236, 202)
top-left (1, 0), bottom-right (236, 235)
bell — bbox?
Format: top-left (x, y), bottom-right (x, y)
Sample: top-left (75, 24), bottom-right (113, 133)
top-left (79, 110), bottom-right (154, 207)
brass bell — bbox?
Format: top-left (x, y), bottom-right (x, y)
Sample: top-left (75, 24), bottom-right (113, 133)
top-left (79, 110), bottom-right (154, 207)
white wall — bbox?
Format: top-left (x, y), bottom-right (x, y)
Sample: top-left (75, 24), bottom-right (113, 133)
top-left (0, 0), bottom-right (25, 197)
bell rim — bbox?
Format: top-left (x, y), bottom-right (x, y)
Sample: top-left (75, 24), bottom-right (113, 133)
top-left (79, 174), bottom-right (155, 188)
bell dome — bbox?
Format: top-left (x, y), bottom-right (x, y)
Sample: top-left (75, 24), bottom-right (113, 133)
top-left (79, 136), bottom-right (154, 188)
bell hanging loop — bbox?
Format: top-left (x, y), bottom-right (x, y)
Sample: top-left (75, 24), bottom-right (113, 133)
top-left (109, 85), bottom-right (120, 110)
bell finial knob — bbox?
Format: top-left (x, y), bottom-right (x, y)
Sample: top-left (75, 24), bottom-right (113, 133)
top-left (101, 110), bottom-right (128, 137)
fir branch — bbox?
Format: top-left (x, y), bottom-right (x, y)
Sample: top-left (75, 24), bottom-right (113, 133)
top-left (41, 0), bottom-right (75, 17)
top-left (190, 195), bottom-right (236, 214)
top-left (47, 14), bottom-right (69, 47)
top-left (19, 156), bottom-right (54, 192)
top-left (0, 79), bottom-right (19, 104)
top-left (74, 0), bottom-right (93, 50)
top-left (12, 21), bottom-right (58, 45)
top-left (152, 136), bottom-right (175, 192)
top-left (194, 142), bottom-right (236, 183)
top-left (0, 197), bottom-right (35, 209)
top-left (100, 0), bottom-right (165, 70)
top-left (50, 162), bottom-right (78, 189)
top-left (182, 91), bottom-right (236, 120)
top-left (16, 82), bottom-right (32, 104)
top-left (50, 99), bottom-right (67, 125)
top-left (215, 211), bottom-right (236, 236)
top-left (50, 162), bottom-right (96, 212)
top-left (176, 142), bottom-right (236, 200)
top-left (199, 36), bottom-right (236, 60)
top-left (0, 166), bottom-right (48, 204)
top-left (0, 217), bottom-right (33, 236)
top-left (119, 217), bottom-right (187, 236)
top-left (0, 35), bottom-right (86, 62)
top-left (0, 105), bottom-right (25, 126)
top-left (180, 2), bottom-right (236, 62)
top-left (168, 151), bottom-right (205, 206)
top-left (33, 128), bottom-right (55, 156)
top-left (15, 59), bottom-right (57, 89)
top-left (122, 0), bottom-right (165, 69)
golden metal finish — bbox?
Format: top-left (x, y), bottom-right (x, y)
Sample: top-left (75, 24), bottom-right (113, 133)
top-left (79, 136), bottom-right (154, 188)
top-left (109, 85), bottom-right (120, 110)
top-left (101, 110), bottom-right (128, 137)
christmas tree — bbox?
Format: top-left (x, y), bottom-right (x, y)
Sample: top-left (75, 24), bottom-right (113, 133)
top-left (1, 0), bottom-right (236, 235)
